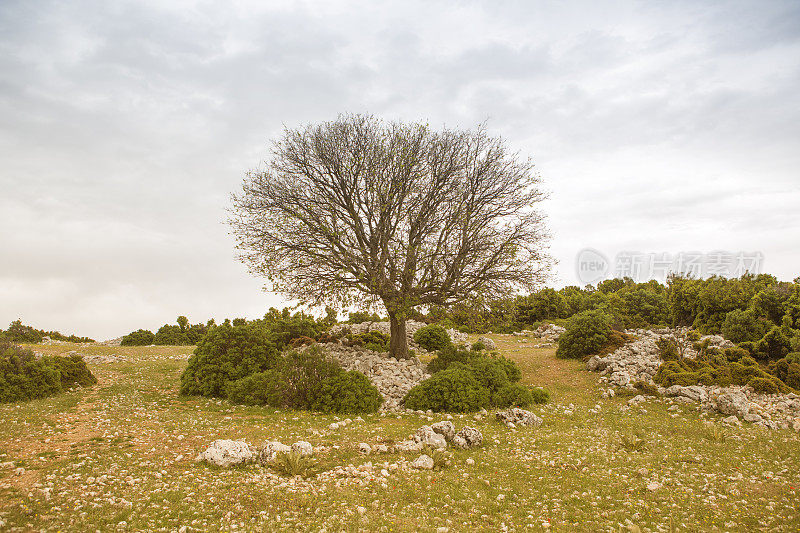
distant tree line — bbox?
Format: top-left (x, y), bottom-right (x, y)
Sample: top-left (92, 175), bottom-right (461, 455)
top-left (0, 320), bottom-right (94, 344)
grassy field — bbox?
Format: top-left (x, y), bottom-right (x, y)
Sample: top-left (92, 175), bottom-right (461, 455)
top-left (1, 335), bottom-right (798, 532)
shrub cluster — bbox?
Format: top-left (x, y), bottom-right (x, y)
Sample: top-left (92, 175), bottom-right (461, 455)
top-left (179, 321), bottom-right (381, 414)
top-left (653, 344), bottom-right (793, 394)
top-left (404, 345), bottom-right (546, 412)
top-left (343, 331), bottom-right (390, 352)
top-left (413, 325), bottom-right (452, 352)
top-left (226, 348), bottom-right (382, 413)
top-left (0, 341), bottom-right (97, 403)
top-left (555, 310), bottom-right (617, 359)
top-left (0, 320), bottom-right (94, 344)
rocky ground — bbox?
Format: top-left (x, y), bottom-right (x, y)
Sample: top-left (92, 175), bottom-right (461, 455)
top-left (587, 328), bottom-right (800, 430)
top-left (2, 339), bottom-right (799, 531)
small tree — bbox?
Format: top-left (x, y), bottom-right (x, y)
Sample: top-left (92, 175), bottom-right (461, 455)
top-left (230, 114), bottom-right (550, 358)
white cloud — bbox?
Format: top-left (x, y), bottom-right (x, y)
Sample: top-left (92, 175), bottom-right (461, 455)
top-left (1, 0), bottom-right (798, 338)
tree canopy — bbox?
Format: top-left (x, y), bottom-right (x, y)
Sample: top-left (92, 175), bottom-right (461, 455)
top-left (230, 114), bottom-right (551, 358)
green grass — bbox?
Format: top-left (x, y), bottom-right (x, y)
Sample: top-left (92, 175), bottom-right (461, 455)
top-left (0, 337), bottom-right (798, 531)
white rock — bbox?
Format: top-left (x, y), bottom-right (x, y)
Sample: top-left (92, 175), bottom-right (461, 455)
top-left (715, 391), bottom-right (750, 418)
top-left (431, 421), bottom-right (456, 441)
top-left (411, 454), bottom-right (434, 470)
top-left (496, 408), bottom-right (542, 428)
top-left (358, 443), bottom-right (372, 455)
top-left (196, 440), bottom-right (255, 467)
top-left (453, 426), bottom-right (482, 448)
top-left (395, 439), bottom-right (424, 452)
top-left (416, 425), bottom-right (447, 449)
top-left (291, 441), bottom-right (313, 456)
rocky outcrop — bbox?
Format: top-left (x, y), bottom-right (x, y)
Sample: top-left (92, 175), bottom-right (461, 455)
top-left (321, 343), bottom-right (430, 410)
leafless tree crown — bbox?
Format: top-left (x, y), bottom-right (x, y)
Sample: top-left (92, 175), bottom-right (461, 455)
top-left (230, 114), bottom-right (551, 316)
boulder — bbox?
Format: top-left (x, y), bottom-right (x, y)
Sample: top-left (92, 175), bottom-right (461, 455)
top-left (452, 426), bottom-right (482, 449)
top-left (586, 355), bottom-right (606, 372)
top-left (715, 391), bottom-right (750, 418)
top-left (416, 425), bottom-right (447, 449)
top-left (358, 443), bottom-right (372, 455)
top-left (291, 441), bottom-right (314, 456)
top-left (495, 408), bottom-right (542, 428)
top-left (257, 441), bottom-right (291, 462)
top-left (196, 440), bottom-right (255, 467)
top-left (411, 454), bottom-right (434, 470)
top-left (477, 337), bottom-right (497, 350)
top-left (431, 421), bottom-right (456, 441)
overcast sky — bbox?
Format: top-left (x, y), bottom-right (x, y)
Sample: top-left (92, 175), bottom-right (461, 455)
top-left (2, 0), bottom-right (799, 340)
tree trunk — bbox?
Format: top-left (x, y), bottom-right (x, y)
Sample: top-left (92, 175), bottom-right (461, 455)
top-left (388, 310), bottom-right (409, 360)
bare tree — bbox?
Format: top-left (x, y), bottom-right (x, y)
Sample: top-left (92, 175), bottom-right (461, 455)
top-left (230, 114), bottom-right (551, 358)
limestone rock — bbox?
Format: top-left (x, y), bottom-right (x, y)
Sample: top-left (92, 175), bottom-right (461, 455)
top-left (291, 441), bottom-right (313, 456)
top-left (715, 391), bottom-right (750, 418)
top-left (452, 426), bottom-right (482, 448)
top-left (411, 454), bottom-right (434, 470)
top-left (416, 425), bottom-right (447, 449)
top-left (196, 440), bottom-right (255, 467)
top-left (477, 336), bottom-right (497, 350)
top-left (431, 421), bottom-right (456, 441)
top-left (496, 408), bottom-right (542, 428)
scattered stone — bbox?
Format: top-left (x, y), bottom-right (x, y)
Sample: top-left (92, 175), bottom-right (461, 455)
top-left (431, 420), bottom-right (456, 441)
top-left (196, 440), bottom-right (255, 467)
top-left (646, 481), bottom-right (662, 492)
top-left (452, 426), bottom-right (482, 449)
top-left (291, 441), bottom-right (314, 456)
top-left (496, 408), bottom-right (542, 428)
top-left (358, 443), bottom-right (372, 455)
top-left (374, 444), bottom-right (389, 454)
top-left (411, 454), bottom-right (434, 470)
top-left (466, 458), bottom-right (475, 466)
top-left (395, 439), bottom-right (424, 452)
top-left (477, 336), bottom-right (497, 350)
top-left (723, 415), bottom-right (742, 427)
top-left (415, 425), bottom-right (447, 449)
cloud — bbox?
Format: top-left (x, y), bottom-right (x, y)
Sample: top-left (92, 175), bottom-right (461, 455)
top-left (1, 0), bottom-right (798, 338)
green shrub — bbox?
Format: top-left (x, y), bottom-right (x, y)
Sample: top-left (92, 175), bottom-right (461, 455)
top-left (721, 309), bottom-right (767, 344)
top-left (427, 344), bottom-right (480, 374)
top-left (471, 341), bottom-right (487, 351)
top-left (492, 383), bottom-right (534, 408)
top-left (154, 325), bottom-right (187, 345)
top-left (225, 348), bottom-right (382, 414)
top-left (121, 329), bottom-right (155, 346)
top-left (724, 346), bottom-right (748, 362)
top-left (310, 370), bottom-right (383, 414)
top-left (403, 366), bottom-right (490, 412)
top-left (225, 370), bottom-right (283, 406)
top-left (753, 326), bottom-right (792, 360)
top-left (530, 387), bottom-right (550, 404)
top-left (180, 322), bottom-right (280, 397)
top-left (747, 377), bottom-right (782, 394)
top-left (556, 310), bottom-right (613, 359)
top-left (413, 325), bottom-right (452, 353)
top-left (0, 320), bottom-right (43, 343)
top-left (469, 357), bottom-right (513, 391)
top-left (344, 331), bottom-right (390, 352)
top-left (0, 342), bottom-right (96, 403)
top-left (656, 337), bottom-right (680, 361)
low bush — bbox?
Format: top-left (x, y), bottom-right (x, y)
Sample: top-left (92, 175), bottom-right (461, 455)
top-left (403, 365), bottom-right (489, 412)
top-left (405, 348), bottom-right (529, 412)
top-left (656, 337), bottom-right (680, 361)
top-left (343, 331), bottom-right (390, 352)
top-left (180, 322), bottom-right (280, 397)
top-left (310, 370), bottom-right (383, 414)
top-left (413, 325), bottom-right (452, 353)
top-left (555, 310), bottom-right (614, 359)
top-left (653, 344), bottom-right (793, 392)
top-left (721, 308), bottom-right (767, 344)
top-left (530, 387), bottom-right (550, 404)
top-left (225, 348), bottom-right (382, 414)
top-left (492, 383), bottom-right (534, 408)
top-left (0, 342), bottom-right (96, 403)
top-left (121, 329), bottom-right (155, 346)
